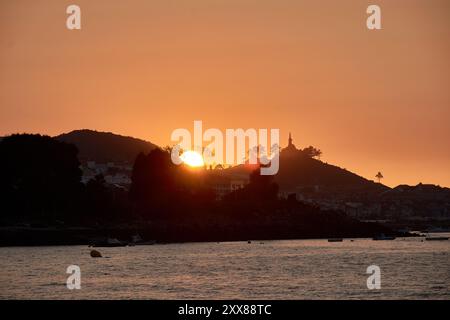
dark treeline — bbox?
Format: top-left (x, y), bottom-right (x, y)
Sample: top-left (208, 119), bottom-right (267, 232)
top-left (0, 134), bottom-right (128, 226)
top-left (0, 134), bottom-right (393, 244)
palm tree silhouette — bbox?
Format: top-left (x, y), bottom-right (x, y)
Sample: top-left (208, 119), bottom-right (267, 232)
top-left (375, 171), bottom-right (384, 183)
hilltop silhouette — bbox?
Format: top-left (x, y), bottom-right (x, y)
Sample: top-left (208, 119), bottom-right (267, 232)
top-left (54, 130), bottom-right (388, 197)
top-left (226, 135), bottom-right (387, 196)
top-left (0, 131), bottom-right (448, 246)
top-left (0, 134), bottom-right (395, 245)
top-left (56, 129), bottom-right (157, 163)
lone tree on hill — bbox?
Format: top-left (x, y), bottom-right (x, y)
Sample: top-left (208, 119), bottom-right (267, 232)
top-left (375, 171), bottom-right (384, 183)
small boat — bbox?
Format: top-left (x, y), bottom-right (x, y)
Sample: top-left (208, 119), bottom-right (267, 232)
top-left (328, 238), bottom-right (343, 242)
top-left (426, 237), bottom-right (449, 241)
top-left (131, 234), bottom-right (156, 246)
top-left (134, 240), bottom-right (157, 246)
top-left (372, 234), bottom-right (396, 241)
top-left (92, 238), bottom-right (128, 247)
top-left (425, 234), bottom-right (449, 241)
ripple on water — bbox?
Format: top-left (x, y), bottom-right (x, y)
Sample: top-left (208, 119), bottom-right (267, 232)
top-left (0, 237), bottom-right (449, 299)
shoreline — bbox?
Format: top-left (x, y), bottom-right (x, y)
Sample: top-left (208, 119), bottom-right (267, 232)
top-left (0, 225), bottom-right (413, 247)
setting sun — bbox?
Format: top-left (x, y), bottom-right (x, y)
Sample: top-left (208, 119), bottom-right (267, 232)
top-left (180, 150), bottom-right (205, 167)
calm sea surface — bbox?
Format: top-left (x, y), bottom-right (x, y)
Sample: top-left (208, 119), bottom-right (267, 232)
top-left (1, 235), bottom-right (449, 299)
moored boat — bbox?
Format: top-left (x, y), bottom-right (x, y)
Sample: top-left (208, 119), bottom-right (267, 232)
top-left (92, 238), bottom-right (128, 247)
top-left (134, 240), bottom-right (157, 245)
top-left (131, 234), bottom-right (156, 245)
top-left (425, 233), bottom-right (449, 241)
top-left (372, 234), bottom-right (396, 241)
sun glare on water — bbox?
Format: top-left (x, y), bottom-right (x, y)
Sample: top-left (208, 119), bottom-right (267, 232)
top-left (180, 150), bottom-right (205, 167)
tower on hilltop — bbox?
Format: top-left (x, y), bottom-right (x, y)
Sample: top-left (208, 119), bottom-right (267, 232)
top-left (283, 132), bottom-right (297, 153)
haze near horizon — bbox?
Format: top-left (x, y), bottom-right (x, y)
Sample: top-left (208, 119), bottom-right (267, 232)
top-left (1, 0), bottom-right (449, 187)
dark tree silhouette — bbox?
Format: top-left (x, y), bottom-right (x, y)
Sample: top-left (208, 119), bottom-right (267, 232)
top-left (375, 171), bottom-right (384, 183)
top-left (130, 149), bottom-right (175, 200)
top-left (129, 148), bottom-right (216, 220)
top-left (223, 165), bottom-right (279, 204)
top-left (246, 167), bottom-right (279, 201)
top-left (0, 134), bottom-right (82, 221)
top-left (302, 146), bottom-right (322, 159)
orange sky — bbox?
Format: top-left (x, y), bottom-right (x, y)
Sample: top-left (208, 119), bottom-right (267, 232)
top-left (1, 0), bottom-right (449, 187)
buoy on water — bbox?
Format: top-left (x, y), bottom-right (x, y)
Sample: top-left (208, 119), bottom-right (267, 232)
top-left (90, 249), bottom-right (102, 258)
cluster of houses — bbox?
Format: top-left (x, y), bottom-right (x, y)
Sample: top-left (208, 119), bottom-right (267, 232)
top-left (80, 161), bottom-right (132, 187)
top-left (283, 184), bottom-right (450, 222)
top-left (80, 160), bottom-right (249, 198)
top-left (79, 156), bottom-right (450, 223)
